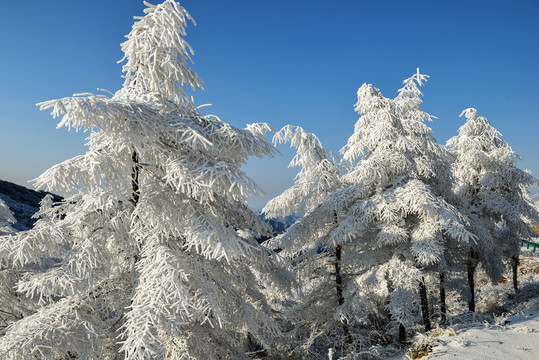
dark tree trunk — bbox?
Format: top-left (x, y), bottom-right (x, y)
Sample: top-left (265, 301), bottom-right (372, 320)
top-left (131, 150), bottom-right (140, 206)
top-left (511, 255), bottom-right (519, 291)
top-left (399, 323), bottom-right (406, 344)
top-left (131, 150), bottom-right (141, 265)
top-left (332, 211), bottom-right (351, 345)
top-left (467, 250), bottom-right (478, 312)
top-left (467, 262), bottom-right (475, 312)
top-left (439, 271), bottom-right (447, 322)
top-left (246, 332), bottom-right (266, 357)
top-left (418, 277), bottom-right (431, 332)
top-left (335, 244), bottom-right (351, 344)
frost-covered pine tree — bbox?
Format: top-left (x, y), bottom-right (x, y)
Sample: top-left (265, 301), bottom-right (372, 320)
top-left (264, 71), bottom-right (477, 355)
top-left (335, 71), bottom-right (478, 340)
top-left (447, 108), bottom-right (538, 296)
top-left (0, 1), bottom-right (282, 359)
top-left (265, 125), bottom-right (342, 217)
top-left (263, 126), bottom-right (345, 356)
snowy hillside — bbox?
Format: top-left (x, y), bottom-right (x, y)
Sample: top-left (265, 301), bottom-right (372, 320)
top-left (0, 179), bottom-right (61, 231)
top-left (423, 309), bottom-right (539, 359)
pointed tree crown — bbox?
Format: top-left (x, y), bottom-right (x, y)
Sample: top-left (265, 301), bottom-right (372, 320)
top-left (119, 0), bottom-right (204, 108)
top-left (263, 125), bottom-right (341, 218)
top-left (447, 108), bottom-right (533, 190)
top-left (447, 108), bottom-right (538, 237)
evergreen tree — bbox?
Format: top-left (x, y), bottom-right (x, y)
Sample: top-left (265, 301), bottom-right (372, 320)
top-left (447, 108), bottom-right (539, 295)
top-left (336, 72), bottom-right (478, 338)
top-left (264, 71), bottom-right (476, 356)
top-left (264, 125), bottom-right (342, 218)
top-left (0, 1), bottom-right (281, 359)
top-left (263, 126), bottom-right (345, 356)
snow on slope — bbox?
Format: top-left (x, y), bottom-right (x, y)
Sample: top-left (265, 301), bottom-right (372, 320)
top-left (0, 198), bottom-right (17, 235)
top-left (0, 179), bottom-right (61, 231)
top-left (426, 307), bottom-right (539, 359)
top-left (403, 254), bottom-right (539, 360)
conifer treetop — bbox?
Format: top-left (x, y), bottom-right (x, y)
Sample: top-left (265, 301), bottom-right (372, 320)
top-left (263, 125), bottom-right (341, 218)
top-left (447, 108), bottom-right (538, 238)
top-left (119, 0), bottom-right (204, 108)
top-left (447, 108), bottom-right (535, 191)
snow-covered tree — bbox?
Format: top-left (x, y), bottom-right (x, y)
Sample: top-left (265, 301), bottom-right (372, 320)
top-left (264, 71), bottom-right (477, 355)
top-left (263, 126), bottom-right (345, 356)
top-left (447, 108), bottom-right (538, 297)
top-left (335, 72), bottom-right (478, 339)
top-left (264, 125), bottom-right (342, 218)
top-left (0, 1), bottom-right (282, 359)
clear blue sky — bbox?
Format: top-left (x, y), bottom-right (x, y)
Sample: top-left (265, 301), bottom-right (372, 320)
top-left (0, 0), bottom-right (537, 209)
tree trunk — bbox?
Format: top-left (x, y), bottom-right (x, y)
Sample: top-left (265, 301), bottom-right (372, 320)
top-left (246, 332), bottom-right (265, 357)
top-left (399, 323), bottom-right (406, 344)
top-left (131, 150), bottom-right (141, 265)
top-left (467, 250), bottom-right (478, 312)
top-left (511, 255), bottom-right (519, 291)
top-left (131, 150), bottom-right (140, 206)
top-left (418, 277), bottom-right (431, 332)
top-left (335, 244), bottom-right (352, 344)
top-left (439, 271), bottom-right (447, 322)
top-left (332, 211), bottom-right (351, 345)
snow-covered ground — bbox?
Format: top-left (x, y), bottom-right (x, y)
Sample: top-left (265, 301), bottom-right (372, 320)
top-left (425, 306), bottom-right (539, 359)
top-left (403, 251), bottom-right (539, 360)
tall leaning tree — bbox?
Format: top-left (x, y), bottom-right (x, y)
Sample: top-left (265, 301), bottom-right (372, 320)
top-left (447, 108), bottom-right (538, 298)
top-left (0, 1), bottom-right (282, 359)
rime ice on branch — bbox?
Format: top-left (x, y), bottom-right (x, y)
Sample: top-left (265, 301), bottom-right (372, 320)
top-left (0, 1), bottom-right (281, 359)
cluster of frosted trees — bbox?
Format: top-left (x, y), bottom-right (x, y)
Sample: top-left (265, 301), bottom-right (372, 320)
top-left (263, 74), bottom-right (538, 356)
top-left (0, 1), bottom-right (537, 359)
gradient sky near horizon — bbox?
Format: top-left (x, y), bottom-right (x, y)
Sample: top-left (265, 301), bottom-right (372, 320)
top-left (0, 0), bottom-right (537, 209)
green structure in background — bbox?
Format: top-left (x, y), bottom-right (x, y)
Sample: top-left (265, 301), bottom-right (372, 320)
top-left (522, 239), bottom-right (538, 253)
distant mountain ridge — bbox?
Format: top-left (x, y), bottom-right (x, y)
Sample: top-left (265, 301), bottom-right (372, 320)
top-left (263, 214), bottom-right (300, 236)
top-left (0, 178), bottom-right (297, 238)
top-left (256, 213), bottom-right (300, 243)
top-left (0, 179), bottom-right (62, 231)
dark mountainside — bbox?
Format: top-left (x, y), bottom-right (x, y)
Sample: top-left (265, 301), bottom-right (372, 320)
top-left (264, 215), bottom-right (300, 236)
top-left (0, 179), bottom-right (62, 231)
